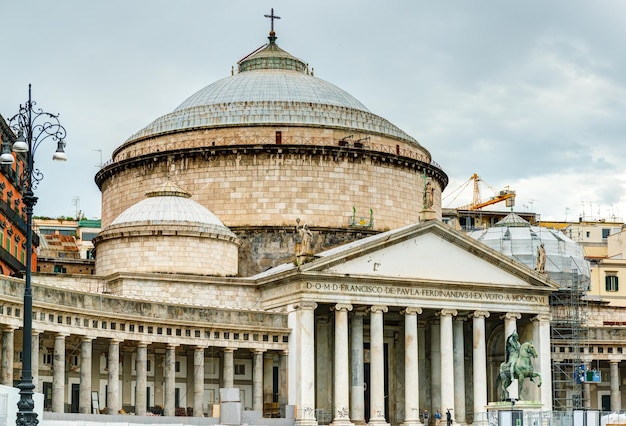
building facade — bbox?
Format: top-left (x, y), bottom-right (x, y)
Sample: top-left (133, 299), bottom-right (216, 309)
top-left (0, 114), bottom-right (34, 277)
top-left (0, 21), bottom-right (601, 425)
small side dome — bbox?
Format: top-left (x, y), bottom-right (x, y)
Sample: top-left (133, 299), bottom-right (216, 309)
top-left (94, 180), bottom-right (240, 276)
top-left (467, 213), bottom-right (590, 289)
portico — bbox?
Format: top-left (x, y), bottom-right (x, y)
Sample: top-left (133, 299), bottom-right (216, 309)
top-left (260, 220), bottom-right (556, 425)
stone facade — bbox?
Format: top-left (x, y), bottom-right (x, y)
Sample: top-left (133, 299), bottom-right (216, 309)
top-left (95, 226), bottom-right (239, 276)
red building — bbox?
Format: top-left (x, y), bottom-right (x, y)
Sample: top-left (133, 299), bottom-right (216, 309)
top-left (0, 114), bottom-right (37, 276)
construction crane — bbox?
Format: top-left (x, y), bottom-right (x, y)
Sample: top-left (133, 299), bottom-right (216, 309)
top-left (445, 173), bottom-right (516, 211)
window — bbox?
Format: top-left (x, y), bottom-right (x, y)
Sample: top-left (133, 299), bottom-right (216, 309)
top-left (53, 265), bottom-right (67, 274)
top-left (586, 231), bottom-right (591, 238)
top-left (606, 274), bottom-right (619, 292)
top-left (235, 364), bottom-right (246, 375)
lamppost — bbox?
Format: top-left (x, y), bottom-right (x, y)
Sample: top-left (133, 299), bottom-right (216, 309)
top-left (1, 84), bottom-right (67, 426)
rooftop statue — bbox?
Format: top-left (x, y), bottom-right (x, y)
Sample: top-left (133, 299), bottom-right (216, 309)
top-left (497, 332), bottom-right (542, 401)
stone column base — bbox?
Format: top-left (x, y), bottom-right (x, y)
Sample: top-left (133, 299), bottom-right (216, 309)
top-left (368, 419), bottom-right (390, 426)
top-left (331, 420), bottom-right (355, 426)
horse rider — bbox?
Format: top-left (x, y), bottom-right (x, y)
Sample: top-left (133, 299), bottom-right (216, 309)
top-left (506, 331), bottom-right (521, 380)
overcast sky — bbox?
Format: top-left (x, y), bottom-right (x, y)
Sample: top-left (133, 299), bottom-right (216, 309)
top-left (2, 1), bottom-right (625, 222)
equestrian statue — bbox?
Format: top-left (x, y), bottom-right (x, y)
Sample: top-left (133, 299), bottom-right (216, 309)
top-left (496, 331), bottom-right (542, 401)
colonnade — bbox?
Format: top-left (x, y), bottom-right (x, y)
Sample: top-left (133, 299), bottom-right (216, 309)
top-left (289, 303), bottom-right (553, 426)
top-left (0, 330), bottom-right (289, 417)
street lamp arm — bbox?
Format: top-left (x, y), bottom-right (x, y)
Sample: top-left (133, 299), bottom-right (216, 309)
top-left (7, 85), bottom-right (67, 191)
top-left (9, 108), bottom-right (66, 155)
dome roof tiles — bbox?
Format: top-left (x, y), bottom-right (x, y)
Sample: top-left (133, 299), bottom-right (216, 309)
top-left (124, 37), bottom-right (421, 147)
top-left (109, 181), bottom-right (237, 239)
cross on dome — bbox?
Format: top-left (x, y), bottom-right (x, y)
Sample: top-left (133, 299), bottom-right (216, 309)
top-left (264, 8), bottom-right (281, 32)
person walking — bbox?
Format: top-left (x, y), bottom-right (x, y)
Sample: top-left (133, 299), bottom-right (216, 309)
top-left (446, 409), bottom-right (452, 426)
top-left (435, 410), bottom-right (441, 426)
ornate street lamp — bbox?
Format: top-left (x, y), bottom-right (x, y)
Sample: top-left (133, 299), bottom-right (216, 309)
top-left (1, 84), bottom-right (67, 426)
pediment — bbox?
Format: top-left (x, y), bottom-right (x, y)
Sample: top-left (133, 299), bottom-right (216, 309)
top-left (301, 220), bottom-right (554, 289)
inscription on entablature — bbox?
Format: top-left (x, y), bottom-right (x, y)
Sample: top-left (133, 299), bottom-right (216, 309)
top-left (304, 282), bottom-right (547, 305)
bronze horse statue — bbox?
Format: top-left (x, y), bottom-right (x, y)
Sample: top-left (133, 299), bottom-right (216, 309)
top-left (496, 341), bottom-right (542, 400)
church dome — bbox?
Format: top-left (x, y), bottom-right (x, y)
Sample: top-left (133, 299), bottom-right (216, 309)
top-left (96, 23), bottom-right (448, 276)
top-left (110, 180), bottom-right (236, 239)
top-left (467, 213), bottom-right (590, 289)
top-left (122, 31), bottom-right (420, 146)
top-left (94, 180), bottom-right (239, 276)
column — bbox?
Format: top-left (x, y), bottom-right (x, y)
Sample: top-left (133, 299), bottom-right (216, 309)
top-left (430, 320), bottom-right (441, 414)
top-left (502, 312), bottom-right (521, 343)
top-left (471, 311), bottom-right (490, 417)
top-left (107, 339), bottom-right (121, 414)
top-left (136, 342), bottom-right (148, 416)
top-left (223, 348), bottom-right (235, 388)
top-left (164, 344), bottom-right (176, 416)
top-left (1, 327), bottom-right (14, 386)
top-left (401, 307), bottom-right (423, 426)
top-left (194, 346), bottom-right (205, 417)
top-left (332, 303), bottom-right (353, 426)
top-left (351, 310), bottom-right (366, 425)
top-left (532, 314), bottom-right (552, 410)
top-left (439, 309), bottom-right (457, 421)
top-left (253, 349), bottom-right (265, 413)
top-left (452, 317), bottom-right (466, 424)
top-left (610, 360), bottom-right (621, 411)
top-left (32, 330), bottom-right (40, 392)
top-left (289, 301), bottom-right (317, 426)
top-left (279, 350), bottom-right (288, 408)
top-left (52, 333), bottom-right (67, 413)
top-left (264, 353), bottom-right (274, 405)
top-left (369, 305), bottom-right (389, 426)
top-left (79, 337), bottom-right (93, 414)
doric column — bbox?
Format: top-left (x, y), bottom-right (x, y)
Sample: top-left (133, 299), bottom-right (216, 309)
top-left (136, 342), bottom-right (148, 416)
top-left (53, 333), bottom-right (68, 413)
top-left (401, 307), bottom-right (423, 426)
top-left (369, 305), bottom-right (389, 426)
top-left (331, 303), bottom-right (353, 426)
top-left (223, 348), bottom-right (235, 388)
top-left (164, 344), bottom-right (177, 416)
top-left (279, 350), bottom-right (288, 408)
top-left (79, 337), bottom-right (94, 414)
top-left (532, 314), bottom-right (552, 410)
top-left (471, 311), bottom-right (490, 416)
top-left (194, 346), bottom-right (205, 417)
top-left (107, 338), bottom-right (121, 414)
top-left (264, 352), bottom-right (274, 405)
top-left (253, 349), bottom-right (265, 413)
top-left (32, 330), bottom-right (40, 392)
top-left (351, 309), bottom-right (366, 425)
top-left (453, 317), bottom-right (466, 424)
top-left (430, 320), bottom-right (441, 413)
top-left (1, 327), bottom-right (14, 386)
top-left (610, 360), bottom-right (621, 411)
top-left (438, 309), bottom-right (457, 420)
top-left (289, 301), bottom-right (318, 426)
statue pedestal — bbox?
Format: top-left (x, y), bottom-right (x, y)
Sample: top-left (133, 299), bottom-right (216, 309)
top-left (420, 208), bottom-right (437, 222)
top-left (485, 401), bottom-right (545, 426)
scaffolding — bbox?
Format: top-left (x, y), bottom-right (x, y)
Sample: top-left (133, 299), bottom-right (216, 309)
top-left (549, 268), bottom-right (589, 411)
top-left (467, 214), bottom-right (591, 411)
